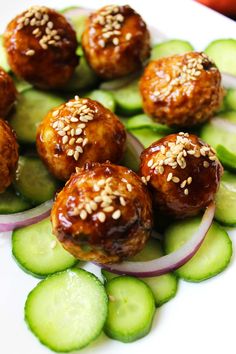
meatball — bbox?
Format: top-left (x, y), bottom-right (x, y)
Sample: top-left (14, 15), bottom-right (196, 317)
top-left (51, 162), bottom-right (153, 263)
top-left (140, 132), bottom-right (223, 218)
top-left (36, 96), bottom-right (126, 180)
top-left (0, 119), bottom-right (18, 193)
top-left (3, 6), bottom-right (78, 89)
top-left (139, 52), bottom-right (224, 127)
top-left (82, 4), bottom-right (150, 79)
top-left (0, 67), bottom-right (17, 117)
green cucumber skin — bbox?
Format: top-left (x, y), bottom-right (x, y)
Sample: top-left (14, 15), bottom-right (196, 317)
top-left (165, 220), bottom-right (232, 282)
top-left (205, 39), bottom-right (236, 76)
top-left (25, 268), bottom-right (108, 353)
top-left (216, 145), bottom-right (236, 171)
top-left (215, 171), bottom-right (236, 226)
top-left (104, 276), bottom-right (155, 343)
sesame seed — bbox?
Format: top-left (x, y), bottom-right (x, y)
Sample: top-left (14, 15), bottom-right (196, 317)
top-left (203, 161), bottom-right (209, 168)
top-left (112, 210), bottom-right (121, 220)
top-left (181, 180), bottom-right (187, 188)
top-left (62, 135), bottom-right (69, 144)
top-left (167, 173), bottom-right (173, 182)
top-left (94, 196), bottom-right (102, 202)
top-left (82, 138), bottom-right (88, 147)
top-left (25, 49), bottom-right (35, 56)
top-left (125, 32), bottom-right (132, 40)
top-left (70, 117), bottom-right (79, 122)
top-left (52, 110), bottom-right (59, 117)
top-left (58, 130), bottom-right (66, 137)
top-left (73, 151), bottom-right (79, 160)
top-left (141, 176), bottom-right (147, 185)
top-left (184, 188), bottom-right (189, 195)
top-left (112, 37), bottom-right (119, 45)
top-left (50, 240), bottom-right (57, 249)
top-left (69, 138), bottom-right (75, 145)
top-left (76, 138), bottom-right (83, 144)
top-left (126, 183), bottom-right (132, 192)
top-left (103, 206), bottom-right (114, 213)
top-left (187, 177), bottom-right (192, 185)
top-left (172, 176), bottom-right (180, 183)
top-left (147, 159), bottom-right (153, 167)
top-left (120, 196), bottom-right (126, 206)
top-left (67, 149), bottom-right (74, 156)
top-left (80, 210), bottom-right (87, 220)
top-left (97, 212), bottom-right (106, 223)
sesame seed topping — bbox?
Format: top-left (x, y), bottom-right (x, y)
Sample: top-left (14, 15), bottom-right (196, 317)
top-left (184, 188), bottom-right (189, 195)
top-left (80, 210), bottom-right (87, 220)
top-left (25, 49), bottom-right (35, 56)
top-left (17, 6), bottom-right (62, 50)
top-left (97, 212), bottom-right (106, 223)
top-left (203, 161), bottom-right (210, 168)
top-left (126, 183), bottom-right (132, 192)
top-left (94, 5), bottom-right (125, 47)
top-left (172, 176), bottom-right (180, 183)
top-left (167, 173), bottom-right (173, 182)
top-left (125, 32), bottom-right (132, 40)
top-left (112, 209), bottom-right (121, 220)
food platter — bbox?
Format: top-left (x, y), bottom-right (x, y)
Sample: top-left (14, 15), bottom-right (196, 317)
top-left (1, 1), bottom-right (236, 354)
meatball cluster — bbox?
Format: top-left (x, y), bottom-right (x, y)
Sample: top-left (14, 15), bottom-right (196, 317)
top-left (4, 6), bottom-right (78, 89)
top-left (36, 96), bottom-right (126, 180)
top-left (0, 119), bottom-right (18, 193)
top-left (0, 68), bottom-right (17, 117)
top-left (139, 52), bottom-right (224, 127)
top-left (140, 133), bottom-right (223, 218)
top-left (51, 162), bottom-right (153, 263)
top-left (82, 4), bottom-right (150, 79)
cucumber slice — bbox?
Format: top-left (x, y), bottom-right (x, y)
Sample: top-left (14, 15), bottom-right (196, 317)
top-left (25, 268), bottom-right (108, 352)
top-left (131, 128), bottom-right (164, 148)
top-left (125, 114), bottom-right (172, 134)
top-left (216, 145), bottom-right (236, 170)
top-left (0, 188), bottom-right (31, 214)
top-left (104, 276), bottom-right (155, 342)
top-left (165, 219), bottom-right (232, 282)
top-left (219, 110), bottom-right (236, 123)
top-left (14, 156), bottom-right (59, 205)
top-left (12, 218), bottom-right (76, 277)
top-left (215, 171), bottom-right (236, 226)
top-left (120, 135), bottom-right (141, 172)
top-left (151, 39), bottom-right (194, 60)
top-left (85, 89), bottom-right (115, 112)
top-left (205, 39), bottom-right (236, 76)
top-left (200, 116), bottom-right (236, 162)
top-left (63, 56), bottom-right (99, 92)
top-left (103, 239), bottom-right (178, 307)
top-left (60, 6), bottom-right (90, 42)
top-left (225, 89), bottom-right (236, 111)
top-left (9, 89), bottom-right (64, 144)
top-left (111, 79), bottom-right (142, 116)
top-left (0, 35), bottom-right (10, 72)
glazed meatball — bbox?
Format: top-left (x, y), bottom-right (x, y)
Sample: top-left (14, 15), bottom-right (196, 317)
top-left (36, 96), bottom-right (126, 180)
top-left (82, 4), bottom-right (150, 79)
top-left (3, 6), bottom-right (78, 89)
top-left (140, 132), bottom-right (223, 218)
top-left (139, 52), bottom-right (224, 127)
top-left (0, 67), bottom-right (17, 117)
top-left (0, 119), bottom-right (18, 193)
top-left (51, 162), bottom-right (153, 263)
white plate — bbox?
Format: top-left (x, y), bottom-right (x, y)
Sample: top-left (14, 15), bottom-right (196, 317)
top-left (1, 1), bottom-right (236, 354)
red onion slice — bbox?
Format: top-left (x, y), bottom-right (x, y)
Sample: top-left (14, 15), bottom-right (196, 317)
top-left (0, 200), bottom-right (53, 232)
top-left (100, 202), bottom-right (215, 277)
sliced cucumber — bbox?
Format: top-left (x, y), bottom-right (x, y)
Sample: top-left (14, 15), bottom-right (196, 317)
top-left (165, 219), bottom-right (232, 282)
top-left (0, 188), bottom-right (31, 214)
top-left (25, 268), bottom-right (108, 352)
top-left (225, 88), bottom-right (236, 111)
top-left (102, 239), bottom-right (178, 307)
top-left (216, 145), bottom-right (236, 170)
top-left (60, 6), bottom-right (90, 42)
top-left (111, 79), bottom-right (142, 116)
top-left (151, 39), bottom-right (194, 60)
top-left (63, 56), bottom-right (99, 92)
top-left (9, 89), bottom-right (64, 144)
top-left (14, 156), bottom-right (59, 205)
top-left (12, 218), bottom-right (76, 277)
top-left (200, 116), bottom-right (236, 167)
top-left (131, 128), bottom-right (164, 148)
top-left (215, 171), bottom-right (236, 226)
top-left (85, 89), bottom-right (115, 112)
top-left (205, 39), bottom-right (236, 76)
top-left (125, 114), bottom-right (172, 134)
top-left (0, 35), bottom-right (10, 72)
top-left (219, 110), bottom-right (236, 123)
top-left (104, 276), bottom-right (155, 342)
